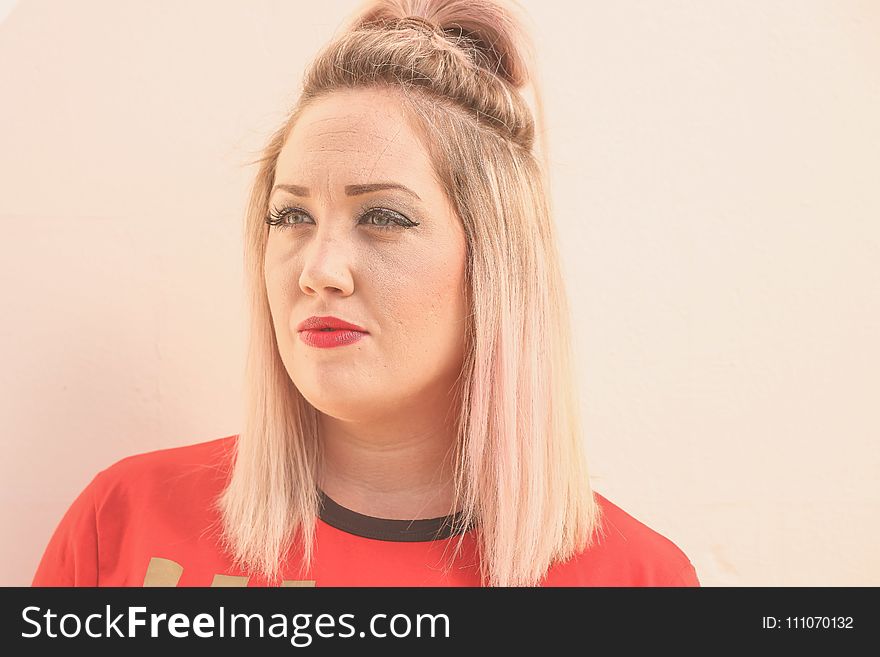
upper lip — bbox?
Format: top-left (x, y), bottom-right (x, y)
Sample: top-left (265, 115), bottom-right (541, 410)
top-left (297, 315), bottom-right (368, 332)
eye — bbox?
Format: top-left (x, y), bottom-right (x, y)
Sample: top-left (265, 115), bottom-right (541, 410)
top-left (360, 209), bottom-right (415, 230)
top-left (265, 206), bottom-right (310, 229)
top-left (265, 206), bottom-right (419, 232)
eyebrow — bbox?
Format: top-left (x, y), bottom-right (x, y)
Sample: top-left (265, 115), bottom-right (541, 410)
top-left (271, 182), bottom-right (422, 201)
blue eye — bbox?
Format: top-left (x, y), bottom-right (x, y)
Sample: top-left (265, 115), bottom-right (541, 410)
top-left (265, 206), bottom-right (419, 232)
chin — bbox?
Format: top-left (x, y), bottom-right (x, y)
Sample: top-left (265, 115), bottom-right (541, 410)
top-left (299, 389), bottom-right (383, 422)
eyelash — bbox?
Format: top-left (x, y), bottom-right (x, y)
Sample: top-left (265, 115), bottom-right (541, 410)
top-left (265, 204), bottom-right (420, 232)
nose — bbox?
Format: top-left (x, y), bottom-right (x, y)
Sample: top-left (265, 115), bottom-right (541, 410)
top-left (298, 233), bottom-right (355, 298)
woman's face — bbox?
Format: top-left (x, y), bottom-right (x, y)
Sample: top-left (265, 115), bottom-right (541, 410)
top-left (265, 87), bottom-right (469, 422)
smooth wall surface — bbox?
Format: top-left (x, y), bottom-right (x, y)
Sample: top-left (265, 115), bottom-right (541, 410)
top-left (1, 0), bottom-right (877, 586)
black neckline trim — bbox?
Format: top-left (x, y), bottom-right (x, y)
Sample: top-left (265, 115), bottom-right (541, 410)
top-left (317, 490), bottom-right (473, 542)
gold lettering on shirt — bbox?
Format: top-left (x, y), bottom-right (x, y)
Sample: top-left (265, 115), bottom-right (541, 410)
top-left (142, 557), bottom-right (183, 587)
top-left (211, 574), bottom-right (250, 587)
top-left (281, 580), bottom-right (316, 587)
top-left (143, 556), bottom-right (316, 586)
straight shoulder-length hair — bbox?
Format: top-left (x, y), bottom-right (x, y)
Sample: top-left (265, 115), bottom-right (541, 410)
top-left (213, 0), bottom-right (604, 587)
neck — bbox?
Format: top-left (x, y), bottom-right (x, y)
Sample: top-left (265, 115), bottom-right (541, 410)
top-left (316, 392), bottom-right (461, 520)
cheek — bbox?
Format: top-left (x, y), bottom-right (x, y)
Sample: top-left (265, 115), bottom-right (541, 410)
top-left (264, 256), bottom-right (295, 328)
top-left (380, 241), bottom-right (467, 336)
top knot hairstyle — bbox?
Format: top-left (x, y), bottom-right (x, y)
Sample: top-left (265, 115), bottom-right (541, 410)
top-left (307, 0), bottom-right (541, 153)
top-left (216, 0), bottom-right (604, 587)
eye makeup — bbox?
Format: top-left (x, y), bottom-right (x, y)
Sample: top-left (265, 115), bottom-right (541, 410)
top-left (265, 197), bottom-right (423, 233)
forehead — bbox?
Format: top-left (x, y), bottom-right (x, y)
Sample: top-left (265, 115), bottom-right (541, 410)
top-left (274, 88), bottom-right (434, 189)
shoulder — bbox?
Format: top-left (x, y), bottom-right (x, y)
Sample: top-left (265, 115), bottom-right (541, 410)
top-left (32, 435), bottom-right (238, 586)
top-left (90, 434), bottom-right (237, 506)
top-left (545, 491), bottom-right (700, 586)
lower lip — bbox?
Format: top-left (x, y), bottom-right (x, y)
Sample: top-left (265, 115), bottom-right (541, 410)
top-left (298, 329), bottom-right (367, 348)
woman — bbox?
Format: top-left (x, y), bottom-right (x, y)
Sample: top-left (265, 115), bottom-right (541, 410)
top-left (32, 0), bottom-right (699, 587)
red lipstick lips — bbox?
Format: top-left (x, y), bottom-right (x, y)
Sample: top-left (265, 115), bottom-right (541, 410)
top-left (297, 315), bottom-right (368, 349)
top-left (297, 316), bottom-right (367, 332)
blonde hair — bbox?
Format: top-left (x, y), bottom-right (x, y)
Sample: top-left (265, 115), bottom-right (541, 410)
top-left (214, 0), bottom-right (604, 587)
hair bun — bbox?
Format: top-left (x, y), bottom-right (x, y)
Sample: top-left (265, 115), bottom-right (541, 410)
top-left (350, 0), bottom-right (534, 89)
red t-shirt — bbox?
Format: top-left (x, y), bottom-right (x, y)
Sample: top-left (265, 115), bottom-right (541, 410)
top-left (32, 435), bottom-right (700, 587)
